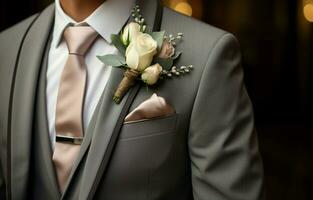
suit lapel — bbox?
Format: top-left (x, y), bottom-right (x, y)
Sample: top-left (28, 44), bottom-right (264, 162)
top-left (9, 4), bottom-right (55, 199)
top-left (36, 38), bottom-right (61, 198)
top-left (73, 1), bottom-right (163, 199)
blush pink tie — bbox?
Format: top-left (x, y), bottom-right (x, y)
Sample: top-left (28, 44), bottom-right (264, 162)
top-left (53, 26), bottom-right (98, 192)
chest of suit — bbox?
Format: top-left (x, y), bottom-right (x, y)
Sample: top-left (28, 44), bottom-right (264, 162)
top-left (1, 1), bottom-right (214, 199)
top-left (29, 34), bottom-right (196, 200)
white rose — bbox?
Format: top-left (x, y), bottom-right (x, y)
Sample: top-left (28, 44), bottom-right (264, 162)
top-left (121, 22), bottom-right (141, 46)
top-left (141, 63), bottom-right (163, 85)
top-left (126, 32), bottom-right (158, 72)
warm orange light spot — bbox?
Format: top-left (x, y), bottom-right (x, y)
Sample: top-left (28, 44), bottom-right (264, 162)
top-left (174, 2), bottom-right (193, 16)
top-left (304, 3), bottom-right (313, 22)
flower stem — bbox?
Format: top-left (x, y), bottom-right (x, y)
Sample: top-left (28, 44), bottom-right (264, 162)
top-left (113, 69), bottom-right (140, 104)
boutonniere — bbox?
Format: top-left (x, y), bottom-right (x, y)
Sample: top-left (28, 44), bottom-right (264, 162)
top-left (97, 5), bottom-right (193, 104)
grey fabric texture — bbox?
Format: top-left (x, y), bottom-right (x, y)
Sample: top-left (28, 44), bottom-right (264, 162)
top-left (0, 13), bottom-right (39, 200)
top-left (188, 33), bottom-right (263, 200)
top-left (0, 1), bottom-right (264, 200)
top-left (0, 164), bottom-right (5, 199)
top-left (6, 5), bottom-right (54, 200)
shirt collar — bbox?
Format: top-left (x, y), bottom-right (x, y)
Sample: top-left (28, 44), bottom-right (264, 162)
top-left (53, 0), bottom-right (135, 47)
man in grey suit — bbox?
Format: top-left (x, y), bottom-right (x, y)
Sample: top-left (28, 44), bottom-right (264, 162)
top-left (0, 0), bottom-right (264, 199)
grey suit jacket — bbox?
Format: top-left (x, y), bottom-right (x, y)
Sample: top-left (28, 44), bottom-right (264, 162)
top-left (0, 0), bottom-right (264, 199)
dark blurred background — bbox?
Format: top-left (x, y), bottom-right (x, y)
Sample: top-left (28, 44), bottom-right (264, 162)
top-left (1, 0), bottom-right (313, 199)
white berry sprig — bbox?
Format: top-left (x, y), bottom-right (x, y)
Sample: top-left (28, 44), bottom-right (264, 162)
top-left (161, 65), bottom-right (193, 78)
top-left (131, 5), bottom-right (146, 32)
top-left (164, 33), bottom-right (183, 47)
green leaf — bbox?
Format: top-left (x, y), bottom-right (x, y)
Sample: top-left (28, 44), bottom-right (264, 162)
top-left (151, 31), bottom-right (165, 50)
top-left (127, 29), bottom-right (131, 46)
top-left (97, 54), bottom-right (126, 67)
top-left (111, 34), bottom-right (126, 55)
top-left (153, 57), bottom-right (173, 71)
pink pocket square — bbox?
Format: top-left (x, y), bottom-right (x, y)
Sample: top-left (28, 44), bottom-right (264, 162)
top-left (124, 93), bottom-right (175, 122)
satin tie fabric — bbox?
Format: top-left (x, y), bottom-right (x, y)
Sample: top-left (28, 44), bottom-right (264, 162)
top-left (53, 26), bottom-right (98, 192)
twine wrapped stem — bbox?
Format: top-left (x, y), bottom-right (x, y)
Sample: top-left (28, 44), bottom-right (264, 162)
top-left (113, 69), bottom-right (140, 104)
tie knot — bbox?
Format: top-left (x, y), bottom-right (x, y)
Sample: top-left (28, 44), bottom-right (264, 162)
top-left (63, 26), bottom-right (98, 56)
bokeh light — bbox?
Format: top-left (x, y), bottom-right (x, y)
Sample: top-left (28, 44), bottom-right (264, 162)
top-left (174, 2), bottom-right (193, 16)
top-left (304, 3), bottom-right (313, 22)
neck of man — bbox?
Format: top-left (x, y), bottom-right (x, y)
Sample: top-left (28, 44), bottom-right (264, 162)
top-left (60, 0), bottom-right (105, 22)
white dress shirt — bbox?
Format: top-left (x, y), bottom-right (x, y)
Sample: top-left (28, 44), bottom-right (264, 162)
top-left (47, 0), bottom-right (135, 146)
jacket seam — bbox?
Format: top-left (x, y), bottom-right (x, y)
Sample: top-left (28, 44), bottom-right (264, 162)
top-left (189, 33), bottom-right (230, 126)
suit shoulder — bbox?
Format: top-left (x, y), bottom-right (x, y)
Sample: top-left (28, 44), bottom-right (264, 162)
top-left (162, 7), bottom-right (232, 44)
top-left (161, 7), bottom-right (240, 69)
top-left (0, 14), bottom-right (39, 59)
top-left (0, 14), bottom-right (39, 39)
top-left (0, 14), bottom-right (39, 98)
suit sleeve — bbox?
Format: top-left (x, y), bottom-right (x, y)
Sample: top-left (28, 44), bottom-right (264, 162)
top-left (188, 33), bottom-right (264, 200)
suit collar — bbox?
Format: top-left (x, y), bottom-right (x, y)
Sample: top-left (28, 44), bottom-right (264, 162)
top-left (9, 4), bottom-right (55, 199)
top-left (53, 0), bottom-right (135, 46)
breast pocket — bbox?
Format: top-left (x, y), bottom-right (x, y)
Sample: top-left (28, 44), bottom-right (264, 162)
top-left (119, 114), bottom-right (178, 141)
top-left (98, 114), bottom-right (181, 199)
